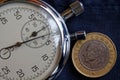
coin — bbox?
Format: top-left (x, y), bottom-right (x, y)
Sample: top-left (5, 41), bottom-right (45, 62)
top-left (79, 40), bottom-right (109, 71)
top-left (72, 32), bottom-right (117, 78)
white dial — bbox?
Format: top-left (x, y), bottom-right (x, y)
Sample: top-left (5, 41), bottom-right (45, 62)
top-left (21, 19), bottom-right (50, 48)
top-left (0, 1), bottom-right (62, 80)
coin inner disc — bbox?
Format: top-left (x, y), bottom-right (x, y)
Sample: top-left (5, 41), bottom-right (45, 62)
top-left (79, 40), bottom-right (109, 71)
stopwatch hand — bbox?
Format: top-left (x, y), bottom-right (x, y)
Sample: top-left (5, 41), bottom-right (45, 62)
top-left (2, 33), bottom-right (50, 50)
top-left (30, 26), bottom-right (46, 37)
top-left (0, 33), bottom-right (49, 60)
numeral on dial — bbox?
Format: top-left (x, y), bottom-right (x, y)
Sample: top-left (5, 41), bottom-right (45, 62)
top-left (32, 22), bottom-right (37, 27)
top-left (0, 16), bottom-right (8, 24)
top-left (33, 40), bottom-right (38, 46)
top-left (46, 40), bottom-right (51, 45)
top-left (16, 69), bottom-right (25, 78)
top-left (1, 66), bottom-right (10, 75)
top-left (14, 10), bottom-right (22, 20)
top-left (31, 65), bottom-right (39, 72)
top-left (42, 54), bottom-right (49, 61)
top-left (28, 14), bottom-right (37, 20)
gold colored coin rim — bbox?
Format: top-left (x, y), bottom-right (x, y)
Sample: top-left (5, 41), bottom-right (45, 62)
top-left (72, 32), bottom-right (117, 78)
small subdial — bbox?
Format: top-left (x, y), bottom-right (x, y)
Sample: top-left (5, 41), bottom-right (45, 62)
top-left (21, 20), bottom-right (50, 48)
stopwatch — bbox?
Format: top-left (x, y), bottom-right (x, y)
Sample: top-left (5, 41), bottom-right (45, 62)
top-left (0, 0), bottom-right (85, 80)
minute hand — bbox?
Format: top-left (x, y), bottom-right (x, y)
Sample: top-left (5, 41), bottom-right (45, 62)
top-left (5, 33), bottom-right (50, 49)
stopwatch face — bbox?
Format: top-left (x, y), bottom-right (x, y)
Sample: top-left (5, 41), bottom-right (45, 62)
top-left (0, 1), bottom-right (68, 80)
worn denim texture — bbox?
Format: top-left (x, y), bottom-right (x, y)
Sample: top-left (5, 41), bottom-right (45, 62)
top-left (43, 0), bottom-right (120, 80)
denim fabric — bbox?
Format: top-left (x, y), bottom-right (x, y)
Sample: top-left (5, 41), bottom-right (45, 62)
top-left (43, 0), bottom-right (120, 80)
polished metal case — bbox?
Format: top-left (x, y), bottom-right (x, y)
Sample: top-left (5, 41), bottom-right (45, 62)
top-left (40, 1), bottom-right (71, 80)
top-left (0, 0), bottom-right (70, 80)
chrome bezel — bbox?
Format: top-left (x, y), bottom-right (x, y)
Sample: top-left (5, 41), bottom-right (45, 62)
top-left (40, 1), bottom-right (70, 79)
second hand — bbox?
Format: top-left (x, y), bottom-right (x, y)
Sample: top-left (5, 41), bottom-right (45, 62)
top-left (4, 33), bottom-right (50, 50)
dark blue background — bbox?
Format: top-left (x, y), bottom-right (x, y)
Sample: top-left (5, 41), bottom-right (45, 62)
top-left (43, 0), bottom-right (120, 80)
